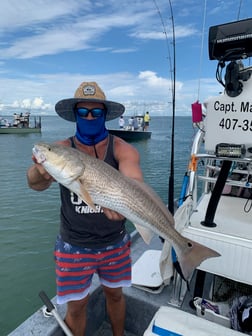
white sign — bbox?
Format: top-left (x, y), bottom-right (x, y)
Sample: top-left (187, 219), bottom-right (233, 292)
top-left (205, 75), bottom-right (252, 154)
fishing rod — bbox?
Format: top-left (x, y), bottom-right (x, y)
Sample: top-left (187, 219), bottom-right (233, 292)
top-left (152, 0), bottom-right (176, 214)
top-left (152, 0), bottom-right (173, 79)
top-left (167, 0), bottom-right (176, 215)
top-left (153, 0), bottom-right (189, 282)
top-left (237, 0), bottom-right (242, 20)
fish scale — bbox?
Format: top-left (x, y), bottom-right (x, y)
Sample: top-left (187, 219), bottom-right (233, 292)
top-left (84, 164), bottom-right (179, 245)
top-left (32, 142), bottom-right (220, 280)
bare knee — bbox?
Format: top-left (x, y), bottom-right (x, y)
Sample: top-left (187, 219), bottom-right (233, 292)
top-left (67, 295), bottom-right (89, 317)
top-left (102, 286), bottom-right (123, 303)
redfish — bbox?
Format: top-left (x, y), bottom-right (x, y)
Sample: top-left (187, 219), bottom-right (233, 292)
top-left (32, 142), bottom-right (220, 280)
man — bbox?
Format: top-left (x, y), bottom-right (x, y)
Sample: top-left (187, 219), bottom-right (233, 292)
top-left (128, 117), bottom-right (134, 130)
top-left (27, 82), bottom-right (143, 336)
top-left (133, 117), bottom-right (139, 131)
top-left (143, 111), bottom-right (150, 131)
top-left (118, 115), bottom-right (125, 129)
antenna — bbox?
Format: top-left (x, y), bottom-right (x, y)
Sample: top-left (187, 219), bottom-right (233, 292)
top-left (197, 0), bottom-right (207, 101)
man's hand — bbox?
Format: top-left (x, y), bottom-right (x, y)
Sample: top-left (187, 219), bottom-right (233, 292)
top-left (31, 155), bottom-right (53, 181)
top-left (27, 156), bottom-right (54, 190)
top-left (103, 208), bottom-right (125, 221)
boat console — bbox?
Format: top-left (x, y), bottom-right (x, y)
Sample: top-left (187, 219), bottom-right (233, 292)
top-left (182, 19), bottom-right (252, 289)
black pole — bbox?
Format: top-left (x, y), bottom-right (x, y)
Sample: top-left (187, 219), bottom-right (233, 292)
top-left (201, 160), bottom-right (232, 227)
top-left (168, 0), bottom-right (176, 215)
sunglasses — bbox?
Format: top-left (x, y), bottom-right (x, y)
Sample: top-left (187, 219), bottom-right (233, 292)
top-left (76, 107), bottom-right (105, 118)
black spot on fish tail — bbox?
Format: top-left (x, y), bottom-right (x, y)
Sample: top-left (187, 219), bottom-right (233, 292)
top-left (178, 239), bottom-right (220, 281)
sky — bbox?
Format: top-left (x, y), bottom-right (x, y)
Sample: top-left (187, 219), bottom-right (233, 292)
top-left (0, 0), bottom-right (252, 117)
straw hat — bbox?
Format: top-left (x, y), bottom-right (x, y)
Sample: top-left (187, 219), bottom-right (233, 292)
top-left (55, 82), bottom-right (125, 122)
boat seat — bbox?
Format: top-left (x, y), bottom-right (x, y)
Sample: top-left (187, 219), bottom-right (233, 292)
top-left (182, 193), bottom-right (252, 285)
top-left (132, 250), bottom-right (165, 294)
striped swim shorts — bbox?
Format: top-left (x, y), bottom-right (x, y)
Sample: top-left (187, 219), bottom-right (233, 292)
top-left (54, 234), bottom-right (131, 304)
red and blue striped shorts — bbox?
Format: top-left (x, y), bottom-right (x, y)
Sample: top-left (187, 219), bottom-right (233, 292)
top-left (54, 234), bottom-right (131, 304)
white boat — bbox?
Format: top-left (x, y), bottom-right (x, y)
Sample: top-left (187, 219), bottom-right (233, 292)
top-left (109, 116), bottom-right (152, 142)
top-left (9, 19), bottom-right (252, 336)
top-left (0, 114), bottom-right (41, 134)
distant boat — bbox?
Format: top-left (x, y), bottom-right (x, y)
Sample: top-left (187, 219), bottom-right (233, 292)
top-left (0, 113), bottom-right (41, 134)
top-left (109, 115), bottom-right (151, 141)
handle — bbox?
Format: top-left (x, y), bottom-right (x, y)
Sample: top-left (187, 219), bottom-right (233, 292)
top-left (39, 290), bottom-right (55, 312)
top-left (39, 290), bottom-right (74, 336)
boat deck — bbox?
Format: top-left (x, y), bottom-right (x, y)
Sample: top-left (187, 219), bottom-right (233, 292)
top-left (9, 234), bottom-right (199, 336)
top-left (9, 229), bottom-right (249, 335)
top-left (94, 322), bottom-right (136, 336)
top-left (182, 194), bottom-right (252, 285)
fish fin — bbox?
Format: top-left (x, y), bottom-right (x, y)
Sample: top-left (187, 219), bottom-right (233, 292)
top-left (78, 180), bottom-right (97, 211)
top-left (134, 224), bottom-right (154, 244)
top-left (177, 239), bottom-right (220, 280)
top-left (131, 179), bottom-right (175, 225)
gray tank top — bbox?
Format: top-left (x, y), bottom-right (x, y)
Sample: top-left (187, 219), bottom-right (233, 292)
top-left (59, 135), bottom-right (126, 248)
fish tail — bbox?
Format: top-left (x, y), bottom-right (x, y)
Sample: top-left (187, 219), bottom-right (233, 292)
top-left (177, 239), bottom-right (220, 280)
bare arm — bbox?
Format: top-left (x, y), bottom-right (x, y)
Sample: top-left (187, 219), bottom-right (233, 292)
top-left (103, 137), bottom-right (143, 220)
top-left (115, 138), bottom-right (143, 182)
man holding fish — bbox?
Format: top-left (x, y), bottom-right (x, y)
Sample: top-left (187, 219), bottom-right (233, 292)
top-left (27, 82), bottom-right (143, 336)
top-left (28, 82), bottom-right (220, 336)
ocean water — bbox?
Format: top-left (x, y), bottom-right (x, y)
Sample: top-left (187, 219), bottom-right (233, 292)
top-left (0, 115), bottom-right (195, 335)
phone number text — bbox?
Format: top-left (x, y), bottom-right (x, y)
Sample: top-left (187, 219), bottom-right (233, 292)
top-left (219, 118), bottom-right (252, 131)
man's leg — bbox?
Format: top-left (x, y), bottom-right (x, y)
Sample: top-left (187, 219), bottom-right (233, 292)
top-left (64, 294), bottom-right (89, 336)
top-left (103, 286), bottom-right (125, 336)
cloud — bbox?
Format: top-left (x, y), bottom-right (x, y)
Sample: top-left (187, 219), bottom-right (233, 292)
top-left (9, 97), bottom-right (53, 111)
top-left (131, 24), bottom-right (198, 40)
top-left (0, 68), bottom-right (222, 117)
top-left (0, 0), bottom-right (87, 31)
top-left (139, 70), bottom-right (170, 86)
top-left (0, 0), bottom-right (245, 117)
top-left (0, 1), bottom-right (157, 60)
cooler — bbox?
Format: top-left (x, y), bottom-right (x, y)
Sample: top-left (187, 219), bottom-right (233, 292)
top-left (143, 306), bottom-right (244, 336)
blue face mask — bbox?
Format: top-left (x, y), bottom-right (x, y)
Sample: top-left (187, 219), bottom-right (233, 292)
top-left (75, 113), bottom-right (108, 145)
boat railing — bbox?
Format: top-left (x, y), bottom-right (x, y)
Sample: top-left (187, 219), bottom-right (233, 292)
top-left (186, 128), bottom-right (252, 210)
top-left (198, 175), bottom-right (252, 188)
top-left (186, 129), bottom-right (205, 209)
